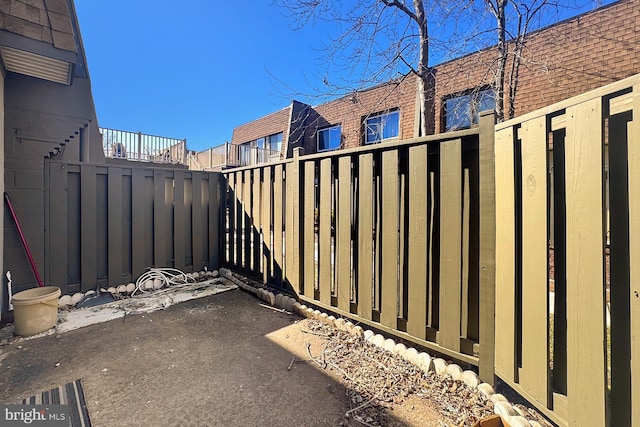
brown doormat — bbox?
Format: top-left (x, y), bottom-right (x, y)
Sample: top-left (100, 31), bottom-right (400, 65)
top-left (20, 379), bottom-right (92, 427)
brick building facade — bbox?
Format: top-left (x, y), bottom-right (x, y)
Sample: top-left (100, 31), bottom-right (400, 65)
top-left (229, 0), bottom-right (640, 158)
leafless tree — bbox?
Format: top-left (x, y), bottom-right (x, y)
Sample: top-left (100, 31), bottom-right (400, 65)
top-left (277, 0), bottom-right (608, 130)
top-left (276, 0), bottom-right (432, 135)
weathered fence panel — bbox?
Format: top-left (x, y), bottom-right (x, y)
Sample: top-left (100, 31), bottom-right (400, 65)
top-left (221, 123), bottom-right (489, 369)
top-left (44, 162), bottom-right (221, 294)
top-left (494, 73), bottom-right (640, 427)
top-left (219, 73), bottom-right (640, 427)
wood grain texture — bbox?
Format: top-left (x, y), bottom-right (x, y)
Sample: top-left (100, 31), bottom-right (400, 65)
top-left (380, 150), bottom-right (399, 329)
top-left (518, 116), bottom-right (549, 407)
top-left (438, 139), bottom-right (462, 352)
top-left (337, 156), bottom-right (352, 311)
top-left (407, 145), bottom-right (428, 339)
top-left (358, 154), bottom-right (374, 320)
top-left (564, 98), bottom-right (606, 427)
top-left (494, 127), bottom-right (517, 381)
top-left (319, 158), bottom-right (332, 305)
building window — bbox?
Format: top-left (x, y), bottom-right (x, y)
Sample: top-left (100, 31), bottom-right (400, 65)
top-left (364, 110), bottom-right (400, 144)
top-left (267, 133), bottom-right (282, 153)
top-left (444, 88), bottom-right (495, 131)
top-left (317, 125), bottom-right (342, 151)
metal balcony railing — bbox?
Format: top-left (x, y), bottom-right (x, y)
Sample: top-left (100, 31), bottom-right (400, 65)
top-left (100, 127), bottom-right (187, 164)
top-left (189, 143), bottom-right (282, 170)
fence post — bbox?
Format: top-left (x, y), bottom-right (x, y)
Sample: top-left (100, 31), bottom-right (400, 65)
top-left (478, 110), bottom-right (497, 385)
top-left (137, 131), bottom-right (142, 160)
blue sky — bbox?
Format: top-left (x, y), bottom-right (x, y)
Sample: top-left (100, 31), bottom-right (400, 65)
top-left (74, 0), bottom-right (612, 153)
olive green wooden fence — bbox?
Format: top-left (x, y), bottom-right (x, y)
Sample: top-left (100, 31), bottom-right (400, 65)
top-left (44, 162), bottom-right (221, 294)
top-left (494, 73), bottom-right (640, 427)
top-left (221, 73), bottom-right (640, 427)
top-left (221, 113), bottom-right (497, 381)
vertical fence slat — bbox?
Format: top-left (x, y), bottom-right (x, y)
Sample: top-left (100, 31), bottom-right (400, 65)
top-left (192, 172), bottom-right (204, 270)
top-left (153, 170), bottom-right (167, 267)
top-left (319, 158), bottom-right (332, 305)
top-left (243, 170), bottom-right (252, 273)
top-left (235, 172), bottom-right (244, 268)
top-left (303, 161), bottom-right (315, 298)
top-left (208, 173), bottom-right (220, 269)
top-left (49, 164), bottom-right (68, 287)
top-left (253, 169), bottom-right (262, 277)
top-left (407, 145), bottom-right (428, 339)
top-left (292, 151), bottom-right (303, 293)
top-left (494, 127), bottom-right (516, 380)
top-left (80, 165), bottom-right (97, 289)
top-left (227, 173), bottom-right (236, 266)
top-left (565, 98), bottom-right (606, 427)
top-left (174, 171), bottom-right (186, 271)
top-left (273, 165), bottom-right (284, 287)
top-left (108, 167), bottom-right (123, 286)
top-left (358, 154), bottom-right (374, 320)
top-left (337, 156), bottom-right (352, 312)
top-left (131, 168), bottom-right (146, 278)
top-left (518, 116), bottom-right (550, 406)
top-left (628, 84), bottom-right (640, 427)
top-left (439, 139), bottom-right (462, 352)
top-left (381, 150), bottom-right (399, 329)
top-left (285, 162), bottom-right (295, 287)
top-left (478, 111), bottom-right (497, 384)
top-left (262, 167), bottom-right (272, 283)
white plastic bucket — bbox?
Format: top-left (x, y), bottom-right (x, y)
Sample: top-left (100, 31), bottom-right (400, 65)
top-left (11, 286), bottom-right (61, 336)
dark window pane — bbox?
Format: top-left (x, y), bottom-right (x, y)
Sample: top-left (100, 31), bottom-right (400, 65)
top-left (318, 126), bottom-right (341, 151)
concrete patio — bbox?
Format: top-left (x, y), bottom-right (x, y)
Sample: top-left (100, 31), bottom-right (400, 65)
top-left (0, 289), bottom-right (363, 426)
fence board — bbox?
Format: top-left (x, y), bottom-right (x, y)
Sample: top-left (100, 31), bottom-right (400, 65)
top-left (478, 111), bottom-right (496, 384)
top-left (235, 172), bottom-right (244, 268)
top-left (358, 154), bottom-right (374, 320)
top-left (262, 167), bottom-right (272, 283)
top-left (273, 165), bottom-right (284, 287)
top-left (80, 165), bottom-right (97, 289)
top-left (303, 161), bottom-right (315, 298)
top-left (285, 162), bottom-right (295, 287)
top-left (107, 167), bottom-right (123, 286)
top-left (227, 173), bottom-right (236, 265)
top-left (518, 116), bottom-right (550, 406)
top-left (252, 169), bottom-right (262, 277)
top-left (319, 158), bottom-right (332, 304)
top-left (192, 173), bottom-right (204, 270)
top-left (173, 171), bottom-right (186, 271)
top-left (209, 174), bottom-right (220, 269)
top-left (153, 171), bottom-right (167, 267)
top-left (381, 150), bottom-right (399, 329)
top-left (337, 156), bottom-right (352, 312)
top-left (407, 145), bottom-right (428, 339)
top-left (131, 168), bottom-right (147, 278)
top-left (494, 127), bottom-right (517, 380)
top-left (48, 163), bottom-right (68, 287)
top-left (628, 84), bottom-right (640, 427)
top-left (564, 98), bottom-right (606, 426)
top-left (243, 170), bottom-right (252, 272)
top-left (439, 139), bottom-right (462, 352)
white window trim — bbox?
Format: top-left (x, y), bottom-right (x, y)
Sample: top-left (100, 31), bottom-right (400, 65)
top-left (364, 110), bottom-right (400, 144)
top-left (316, 125), bottom-right (342, 152)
